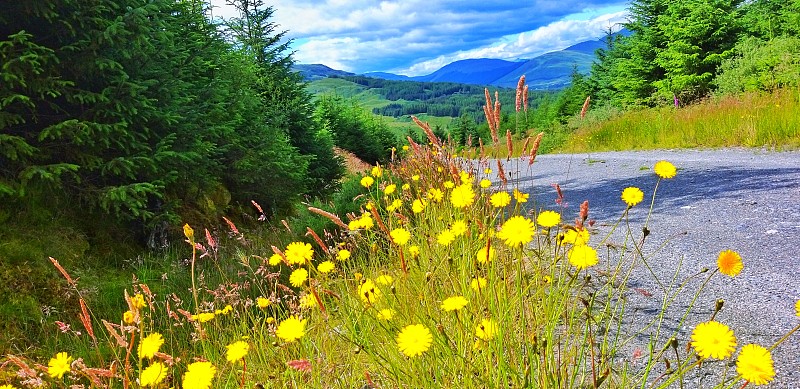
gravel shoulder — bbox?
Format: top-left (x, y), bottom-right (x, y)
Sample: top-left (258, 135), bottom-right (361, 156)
top-left (504, 148), bottom-right (800, 387)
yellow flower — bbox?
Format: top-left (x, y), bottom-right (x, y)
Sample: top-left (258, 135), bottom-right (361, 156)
top-left (221, 305), bottom-right (233, 315)
top-left (568, 244), bottom-right (599, 269)
top-left (384, 184), bottom-right (397, 195)
top-left (736, 344), bottom-right (775, 385)
top-left (490, 191), bottom-right (511, 208)
top-left (140, 362), bottom-right (167, 387)
top-left (183, 223), bottom-right (194, 242)
top-left (386, 198), bottom-right (403, 212)
top-left (47, 352), bottom-right (72, 379)
top-left (444, 180), bottom-right (455, 189)
top-left (376, 308), bottom-right (395, 321)
top-left (275, 316), bottom-right (307, 342)
top-left (621, 187), bottom-right (644, 207)
top-left (450, 183), bottom-right (475, 208)
top-left (497, 216), bottom-right (535, 247)
top-left (402, 183), bottom-right (410, 191)
top-left (459, 171), bottom-right (472, 184)
top-left (123, 310), bottom-right (135, 324)
top-left (409, 245), bottom-right (420, 258)
top-left (412, 174), bottom-right (420, 181)
top-left (717, 250), bottom-right (743, 277)
top-left (654, 160), bottom-right (677, 179)
top-left (0, 385), bottom-right (17, 389)
top-left (371, 166), bottom-right (383, 178)
top-left (476, 246), bottom-right (496, 264)
top-left (192, 312), bottom-right (215, 323)
top-left (475, 319), bottom-right (498, 341)
top-left (390, 228), bottom-right (411, 246)
top-left (317, 260), bottom-right (335, 274)
top-left (376, 275), bottom-right (394, 285)
top-left (359, 279), bottom-right (382, 304)
top-left (225, 341), bottom-right (249, 363)
top-left (183, 361), bottom-right (216, 389)
top-left (396, 324), bottom-right (433, 357)
top-left (131, 294), bottom-right (147, 310)
top-left (561, 228), bottom-right (590, 246)
top-left (412, 199), bottom-right (426, 214)
top-left (284, 242), bottom-right (314, 265)
top-left (691, 321), bottom-right (737, 360)
top-left (268, 253), bottom-right (283, 266)
top-left (441, 296), bottom-right (468, 311)
top-left (138, 333), bottom-right (164, 360)
top-left (471, 277), bottom-right (488, 291)
top-left (360, 175), bottom-right (375, 188)
top-left (537, 210), bottom-right (561, 228)
top-left (795, 300), bottom-right (800, 317)
top-left (337, 249), bottom-right (351, 261)
top-left (427, 188), bottom-right (444, 202)
top-left (437, 229), bottom-right (456, 246)
top-left (484, 168), bottom-right (492, 174)
top-left (256, 297), bottom-right (271, 309)
top-left (299, 293), bottom-right (319, 309)
top-left (480, 179), bottom-right (492, 188)
top-left (513, 189), bottom-right (529, 203)
top-left (450, 220), bottom-right (468, 236)
top-left (287, 269), bottom-right (308, 289)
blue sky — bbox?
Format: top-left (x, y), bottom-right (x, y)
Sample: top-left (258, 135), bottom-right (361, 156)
top-left (209, 1), bottom-right (630, 76)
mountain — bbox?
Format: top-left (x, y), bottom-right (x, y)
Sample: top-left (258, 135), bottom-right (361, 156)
top-left (362, 72), bottom-right (411, 81)
top-left (293, 64), bottom-right (354, 80)
top-left (412, 58), bottom-right (525, 85)
top-left (491, 50), bottom-right (595, 89)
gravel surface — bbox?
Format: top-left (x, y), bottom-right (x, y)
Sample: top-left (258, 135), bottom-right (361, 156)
top-left (502, 148), bottom-right (800, 388)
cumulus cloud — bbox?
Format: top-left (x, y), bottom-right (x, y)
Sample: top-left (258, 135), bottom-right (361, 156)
top-left (209, 0), bottom-right (629, 75)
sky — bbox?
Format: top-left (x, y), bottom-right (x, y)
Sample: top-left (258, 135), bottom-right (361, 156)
top-left (209, 1), bottom-right (630, 76)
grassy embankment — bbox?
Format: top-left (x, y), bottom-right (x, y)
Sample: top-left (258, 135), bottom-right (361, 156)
top-left (2, 88), bottom-right (799, 387)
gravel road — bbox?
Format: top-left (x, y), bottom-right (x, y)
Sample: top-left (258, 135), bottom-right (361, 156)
top-left (503, 148), bottom-right (800, 388)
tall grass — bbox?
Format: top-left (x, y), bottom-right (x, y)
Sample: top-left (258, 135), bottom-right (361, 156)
top-left (561, 89), bottom-right (800, 152)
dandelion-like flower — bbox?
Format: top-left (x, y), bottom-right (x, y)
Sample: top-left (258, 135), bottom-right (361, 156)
top-left (717, 250), bottom-right (743, 277)
top-left (48, 352), bottom-right (72, 379)
top-left (284, 242), bottom-right (314, 265)
top-left (360, 176), bottom-right (374, 188)
top-left (568, 245), bottom-right (599, 269)
top-left (475, 319), bottom-right (498, 341)
top-left (427, 188), bottom-right (444, 202)
top-left (317, 260), bottom-right (335, 274)
top-left (140, 362), bottom-right (167, 387)
top-left (289, 268), bottom-right (308, 287)
top-left (386, 198), bottom-right (403, 212)
top-left (359, 279), bottom-right (382, 304)
top-left (225, 341), bottom-right (249, 363)
top-left (561, 228), bottom-right (590, 246)
top-left (409, 245), bottom-right (420, 258)
top-left (513, 189), bottom-right (529, 203)
top-left (183, 361), bottom-right (216, 389)
top-left (138, 333), bottom-right (164, 360)
top-left (396, 324), bottom-right (433, 357)
top-left (450, 220), bottom-right (468, 236)
top-left (131, 294), bottom-right (147, 310)
top-left (299, 294), bottom-right (319, 309)
top-left (450, 183), bottom-right (476, 208)
top-left (476, 246), bottom-right (496, 264)
top-left (192, 312), bottom-right (215, 323)
top-left (795, 300), bottom-right (800, 318)
top-left (537, 210), bottom-right (561, 228)
top-left (490, 191), bottom-right (511, 208)
top-left (371, 166), bottom-right (383, 178)
top-left (268, 253), bottom-right (283, 266)
top-left (390, 228), bottom-right (411, 246)
top-left (441, 296), bottom-right (469, 311)
top-left (275, 316), bottom-right (307, 342)
top-left (497, 216), bottom-right (535, 247)
top-left (736, 344), bottom-right (775, 385)
top-left (621, 187), bottom-right (644, 207)
top-left (376, 275), bottom-right (394, 285)
top-left (412, 199), bottom-right (426, 214)
top-left (337, 249), bottom-right (351, 261)
top-left (256, 297), bottom-right (271, 309)
top-left (444, 181), bottom-right (455, 189)
top-left (654, 160), bottom-right (677, 179)
top-left (437, 229), bottom-right (456, 246)
top-left (123, 310), bottom-right (135, 324)
top-left (384, 184), bottom-right (397, 195)
top-left (691, 321), bottom-right (737, 359)
top-left (480, 179), bottom-right (492, 188)
top-left (376, 308), bottom-right (395, 321)
top-left (471, 277), bottom-right (488, 291)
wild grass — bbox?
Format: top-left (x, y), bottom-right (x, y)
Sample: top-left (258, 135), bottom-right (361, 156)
top-left (2, 81), bottom-right (799, 389)
top-left (560, 88), bottom-right (800, 152)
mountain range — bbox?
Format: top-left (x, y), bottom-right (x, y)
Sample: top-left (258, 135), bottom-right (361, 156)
top-left (294, 33), bottom-right (617, 90)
